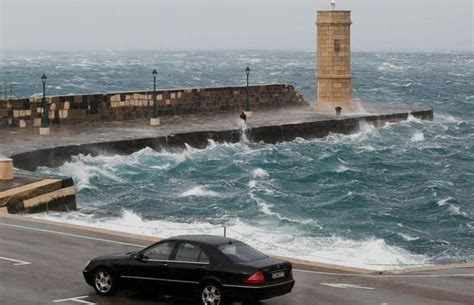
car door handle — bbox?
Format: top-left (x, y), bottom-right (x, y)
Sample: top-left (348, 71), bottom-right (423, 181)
top-left (158, 263), bottom-right (168, 267)
top-left (196, 266), bottom-right (207, 270)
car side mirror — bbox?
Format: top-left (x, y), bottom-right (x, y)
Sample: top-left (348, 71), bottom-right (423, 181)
top-left (134, 252), bottom-right (144, 261)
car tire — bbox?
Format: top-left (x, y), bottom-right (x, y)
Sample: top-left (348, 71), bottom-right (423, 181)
top-left (93, 268), bottom-right (117, 296)
top-left (200, 281), bottom-right (224, 305)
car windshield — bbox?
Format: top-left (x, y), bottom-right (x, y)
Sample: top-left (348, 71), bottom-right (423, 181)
top-left (217, 242), bottom-right (267, 262)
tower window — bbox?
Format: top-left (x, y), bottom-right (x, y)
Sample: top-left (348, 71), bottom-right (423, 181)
top-left (334, 40), bottom-right (341, 52)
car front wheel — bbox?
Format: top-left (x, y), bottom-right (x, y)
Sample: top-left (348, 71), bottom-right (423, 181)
top-left (200, 281), bottom-right (223, 305)
top-left (93, 268), bottom-right (117, 296)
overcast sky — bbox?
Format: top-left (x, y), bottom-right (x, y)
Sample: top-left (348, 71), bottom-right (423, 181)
top-left (0, 0), bottom-right (472, 52)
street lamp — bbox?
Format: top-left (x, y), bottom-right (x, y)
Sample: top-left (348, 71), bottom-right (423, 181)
top-left (40, 73), bottom-right (50, 135)
top-left (150, 69), bottom-right (160, 126)
top-left (245, 66), bottom-right (251, 112)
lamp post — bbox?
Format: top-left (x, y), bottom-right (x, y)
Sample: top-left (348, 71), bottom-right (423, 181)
top-left (150, 69), bottom-right (160, 126)
top-left (244, 67), bottom-right (252, 117)
top-left (39, 73), bottom-right (50, 135)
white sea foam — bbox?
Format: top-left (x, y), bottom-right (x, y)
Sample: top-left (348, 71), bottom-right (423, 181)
top-left (357, 145), bottom-right (376, 152)
top-left (389, 82), bottom-right (413, 88)
top-left (249, 58), bottom-right (263, 64)
top-left (150, 164), bottom-right (171, 170)
top-left (335, 165), bottom-right (349, 173)
top-left (40, 146), bottom-right (221, 191)
top-left (434, 113), bottom-right (462, 124)
top-left (398, 233), bottom-right (420, 242)
top-left (32, 210), bottom-right (429, 270)
top-left (410, 132), bottom-right (425, 142)
top-left (43, 156), bottom-right (123, 191)
top-left (436, 198), bottom-right (467, 217)
top-left (437, 197), bottom-right (452, 207)
top-left (248, 181), bottom-right (278, 217)
top-left (247, 179), bottom-right (322, 228)
top-left (448, 205), bottom-right (467, 217)
top-left (238, 122), bottom-right (250, 144)
top-left (179, 186), bottom-right (221, 198)
top-left (377, 62), bottom-right (406, 71)
top-left (406, 114), bottom-right (423, 123)
top-left (358, 120), bottom-right (377, 136)
top-left (252, 168), bottom-right (269, 178)
top-left (254, 198), bottom-right (275, 216)
top-left (293, 137), bottom-right (307, 144)
top-left (322, 120), bottom-right (377, 144)
top-left (62, 82), bottom-right (88, 89)
top-left (337, 158), bottom-right (348, 164)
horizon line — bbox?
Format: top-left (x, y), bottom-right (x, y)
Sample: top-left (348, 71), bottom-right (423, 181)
top-left (0, 48), bottom-right (473, 54)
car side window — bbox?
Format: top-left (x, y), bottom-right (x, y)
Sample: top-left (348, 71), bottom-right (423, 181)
top-left (174, 243), bottom-right (209, 263)
top-left (198, 250), bottom-right (209, 263)
top-left (142, 242), bottom-right (175, 260)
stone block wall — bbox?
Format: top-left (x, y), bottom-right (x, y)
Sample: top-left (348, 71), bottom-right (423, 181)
top-left (315, 10), bottom-right (353, 112)
top-left (0, 84), bottom-right (306, 128)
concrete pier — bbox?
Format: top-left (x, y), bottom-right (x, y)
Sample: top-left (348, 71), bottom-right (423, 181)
top-left (0, 104), bottom-right (432, 170)
top-left (0, 170), bottom-right (76, 214)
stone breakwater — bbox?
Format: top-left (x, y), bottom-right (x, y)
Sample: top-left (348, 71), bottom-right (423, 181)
top-left (9, 107), bottom-right (433, 172)
top-left (0, 82), bottom-right (433, 214)
top-left (1, 105), bottom-right (432, 214)
top-left (0, 84), bottom-right (305, 128)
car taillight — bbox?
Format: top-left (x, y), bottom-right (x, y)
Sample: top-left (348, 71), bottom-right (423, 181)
top-left (244, 270), bottom-right (266, 285)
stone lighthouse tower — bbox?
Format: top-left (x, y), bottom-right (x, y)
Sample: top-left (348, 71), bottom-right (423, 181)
top-left (314, 4), bottom-right (356, 113)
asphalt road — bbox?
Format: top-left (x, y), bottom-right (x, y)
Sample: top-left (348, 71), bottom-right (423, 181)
top-left (1, 216), bottom-right (473, 305)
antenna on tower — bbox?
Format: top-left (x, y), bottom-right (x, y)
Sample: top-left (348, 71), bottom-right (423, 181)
top-left (331, 0), bottom-right (336, 10)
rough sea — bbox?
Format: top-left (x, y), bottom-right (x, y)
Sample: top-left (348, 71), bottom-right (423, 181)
top-left (1, 50), bottom-right (473, 270)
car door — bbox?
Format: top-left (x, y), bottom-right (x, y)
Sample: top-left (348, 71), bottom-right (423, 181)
top-left (122, 241), bottom-right (177, 293)
top-left (166, 242), bottom-right (212, 296)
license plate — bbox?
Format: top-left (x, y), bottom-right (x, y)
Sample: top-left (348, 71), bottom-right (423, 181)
top-left (271, 271), bottom-right (285, 279)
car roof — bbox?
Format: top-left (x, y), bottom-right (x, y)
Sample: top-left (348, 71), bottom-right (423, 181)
top-left (164, 235), bottom-right (241, 246)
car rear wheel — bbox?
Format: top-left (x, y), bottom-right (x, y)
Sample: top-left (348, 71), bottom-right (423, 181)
top-left (200, 281), bottom-right (223, 305)
top-left (93, 268), bottom-right (117, 296)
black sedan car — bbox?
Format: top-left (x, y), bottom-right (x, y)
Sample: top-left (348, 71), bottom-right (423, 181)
top-left (83, 235), bottom-right (294, 305)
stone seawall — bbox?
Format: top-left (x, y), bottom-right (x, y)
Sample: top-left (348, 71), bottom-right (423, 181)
top-left (10, 108), bottom-right (433, 171)
top-left (0, 84), bottom-right (305, 128)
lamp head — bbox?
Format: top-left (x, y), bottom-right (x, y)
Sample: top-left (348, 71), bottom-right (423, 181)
top-left (41, 73), bottom-right (47, 84)
top-left (245, 66), bottom-right (251, 75)
top-left (152, 69), bottom-right (157, 77)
